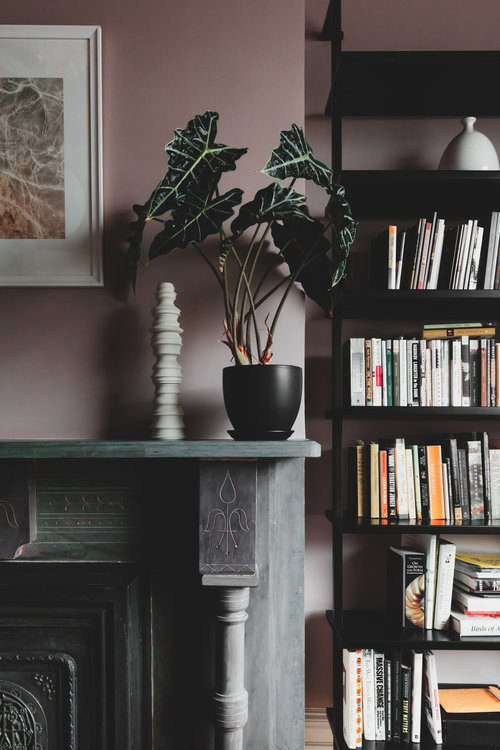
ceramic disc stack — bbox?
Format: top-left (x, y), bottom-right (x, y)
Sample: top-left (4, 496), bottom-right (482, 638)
top-left (151, 282), bottom-right (185, 439)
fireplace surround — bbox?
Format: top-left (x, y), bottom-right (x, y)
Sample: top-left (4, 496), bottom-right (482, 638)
top-left (0, 439), bottom-right (319, 749)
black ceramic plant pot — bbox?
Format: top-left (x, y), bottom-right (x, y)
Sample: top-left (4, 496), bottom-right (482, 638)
top-left (223, 364), bottom-right (303, 440)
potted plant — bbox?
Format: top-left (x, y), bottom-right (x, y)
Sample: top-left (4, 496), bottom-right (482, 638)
top-left (128, 111), bottom-right (355, 439)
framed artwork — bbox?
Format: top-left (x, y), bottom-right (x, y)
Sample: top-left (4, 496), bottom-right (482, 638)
top-left (0, 25), bottom-right (103, 286)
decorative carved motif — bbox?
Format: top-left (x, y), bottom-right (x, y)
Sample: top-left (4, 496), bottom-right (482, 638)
top-left (204, 471), bottom-right (249, 556)
top-left (0, 680), bottom-right (47, 750)
top-left (32, 674), bottom-right (56, 701)
top-left (199, 462), bottom-right (257, 576)
top-left (0, 500), bottom-right (19, 528)
top-left (0, 466), bottom-right (35, 560)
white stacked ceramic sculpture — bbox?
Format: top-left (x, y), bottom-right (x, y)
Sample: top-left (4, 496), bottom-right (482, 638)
top-left (151, 282), bottom-right (185, 439)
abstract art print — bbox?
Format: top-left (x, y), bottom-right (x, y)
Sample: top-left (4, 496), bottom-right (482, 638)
top-left (0, 26), bottom-right (102, 285)
top-left (0, 77), bottom-right (65, 239)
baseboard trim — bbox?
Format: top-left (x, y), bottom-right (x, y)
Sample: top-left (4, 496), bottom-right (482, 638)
top-left (305, 707), bottom-right (333, 749)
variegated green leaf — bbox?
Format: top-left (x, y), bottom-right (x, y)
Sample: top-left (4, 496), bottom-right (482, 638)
top-left (262, 124), bottom-right (333, 189)
top-left (149, 188), bottom-right (243, 260)
top-left (325, 183), bottom-right (357, 274)
top-left (148, 111), bottom-right (247, 219)
top-left (231, 183), bottom-right (308, 235)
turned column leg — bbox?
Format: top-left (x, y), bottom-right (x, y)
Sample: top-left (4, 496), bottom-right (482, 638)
top-left (213, 587), bottom-right (250, 750)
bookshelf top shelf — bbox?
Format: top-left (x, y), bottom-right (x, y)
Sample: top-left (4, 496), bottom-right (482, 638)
top-left (328, 406), bottom-right (500, 419)
top-left (326, 511), bottom-right (500, 535)
top-left (336, 289), bottom-right (500, 319)
top-left (326, 609), bottom-right (500, 649)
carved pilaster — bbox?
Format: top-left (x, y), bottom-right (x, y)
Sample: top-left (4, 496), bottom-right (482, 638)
top-left (213, 587), bottom-right (250, 750)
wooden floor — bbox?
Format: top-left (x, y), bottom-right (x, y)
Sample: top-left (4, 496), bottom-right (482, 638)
top-left (306, 709), bottom-right (334, 749)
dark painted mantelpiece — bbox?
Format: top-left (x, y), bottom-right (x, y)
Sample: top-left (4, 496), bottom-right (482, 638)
top-left (0, 439), bottom-right (319, 749)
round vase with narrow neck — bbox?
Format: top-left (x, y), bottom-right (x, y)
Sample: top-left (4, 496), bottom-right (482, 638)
top-left (438, 116), bottom-right (500, 170)
top-left (223, 364), bottom-right (302, 440)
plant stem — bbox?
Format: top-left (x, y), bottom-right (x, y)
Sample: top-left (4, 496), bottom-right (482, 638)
top-left (230, 246), bottom-right (262, 359)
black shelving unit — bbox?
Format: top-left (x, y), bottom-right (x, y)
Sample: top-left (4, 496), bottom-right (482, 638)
top-left (324, 3), bottom-right (500, 749)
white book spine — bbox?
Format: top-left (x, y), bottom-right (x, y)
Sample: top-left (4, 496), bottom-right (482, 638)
top-left (469, 225), bottom-right (484, 289)
top-left (419, 340), bottom-right (427, 406)
top-left (431, 340), bottom-right (441, 406)
top-left (451, 339), bottom-right (462, 406)
top-left (350, 339), bottom-right (366, 406)
top-left (407, 339), bottom-right (414, 406)
top-left (388, 225), bottom-right (397, 289)
top-left (433, 540), bottom-right (456, 630)
top-left (484, 211), bottom-right (498, 289)
top-left (442, 462), bottom-right (450, 524)
top-left (395, 438), bottom-right (409, 517)
top-left (374, 652), bottom-right (386, 740)
top-left (381, 340), bottom-right (388, 407)
top-left (399, 339), bottom-right (408, 407)
top-left (464, 219), bottom-right (478, 289)
top-left (343, 649), bottom-right (359, 749)
top-left (424, 652), bottom-right (442, 744)
top-left (451, 610), bottom-right (500, 636)
top-left (428, 219), bottom-right (445, 289)
top-left (412, 446), bottom-right (422, 520)
top-left (441, 339), bottom-right (450, 406)
top-left (371, 338), bottom-right (382, 407)
top-left (425, 347), bottom-right (432, 405)
top-left (489, 449), bottom-right (500, 519)
top-left (411, 652), bottom-right (423, 743)
top-left (406, 448), bottom-right (417, 520)
top-left (362, 649), bottom-right (376, 741)
top-left (458, 219), bottom-right (473, 289)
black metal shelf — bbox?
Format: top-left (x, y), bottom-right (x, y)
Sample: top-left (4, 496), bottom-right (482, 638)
top-left (340, 170), bottom-right (500, 217)
top-left (336, 289), bottom-right (500, 319)
top-left (329, 407), bottom-right (500, 419)
top-left (325, 511), bottom-right (500, 535)
top-left (326, 610), bottom-right (500, 649)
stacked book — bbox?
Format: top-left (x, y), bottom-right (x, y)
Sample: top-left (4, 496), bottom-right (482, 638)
top-left (350, 432), bottom-right (500, 523)
top-left (349, 323), bottom-right (498, 407)
top-left (343, 649), bottom-right (445, 747)
top-left (452, 553), bottom-right (500, 636)
top-left (378, 211), bottom-right (500, 289)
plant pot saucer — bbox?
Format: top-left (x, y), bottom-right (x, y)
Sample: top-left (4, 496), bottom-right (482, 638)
top-left (228, 429), bottom-right (294, 441)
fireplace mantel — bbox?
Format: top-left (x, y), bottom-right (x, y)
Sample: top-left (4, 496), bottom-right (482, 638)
top-left (0, 439), bottom-right (320, 749)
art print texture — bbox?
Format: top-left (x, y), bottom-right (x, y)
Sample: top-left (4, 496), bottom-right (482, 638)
top-left (0, 78), bottom-right (65, 239)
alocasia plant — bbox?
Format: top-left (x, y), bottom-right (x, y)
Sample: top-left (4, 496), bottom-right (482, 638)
top-left (128, 111), bottom-right (356, 365)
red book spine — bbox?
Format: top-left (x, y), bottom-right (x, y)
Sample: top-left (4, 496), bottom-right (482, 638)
top-left (380, 450), bottom-right (388, 519)
top-left (481, 340), bottom-right (488, 407)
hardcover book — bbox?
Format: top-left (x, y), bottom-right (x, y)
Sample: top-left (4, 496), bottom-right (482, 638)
top-left (388, 547), bottom-right (425, 629)
top-left (439, 684), bottom-right (500, 747)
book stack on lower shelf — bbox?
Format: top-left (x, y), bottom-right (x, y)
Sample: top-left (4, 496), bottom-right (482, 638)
top-left (452, 553), bottom-right (500, 636)
top-left (343, 648), bottom-right (500, 749)
top-left (349, 322), bottom-right (498, 408)
top-left (350, 432), bottom-right (500, 524)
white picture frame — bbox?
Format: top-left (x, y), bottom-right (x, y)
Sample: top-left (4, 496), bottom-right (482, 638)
top-left (0, 25), bottom-right (103, 286)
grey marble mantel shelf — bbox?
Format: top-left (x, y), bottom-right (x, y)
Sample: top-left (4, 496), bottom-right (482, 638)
top-left (0, 439), bottom-right (320, 459)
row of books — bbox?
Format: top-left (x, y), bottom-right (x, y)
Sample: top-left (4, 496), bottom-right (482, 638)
top-left (379, 211), bottom-right (500, 290)
top-left (350, 433), bottom-right (500, 523)
top-left (349, 324), bottom-right (498, 407)
top-left (343, 648), bottom-right (500, 748)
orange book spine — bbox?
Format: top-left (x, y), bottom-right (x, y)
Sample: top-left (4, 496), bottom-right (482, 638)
top-left (379, 450), bottom-right (388, 519)
top-left (355, 650), bottom-right (363, 747)
top-left (423, 327), bottom-right (495, 339)
top-left (426, 445), bottom-right (445, 520)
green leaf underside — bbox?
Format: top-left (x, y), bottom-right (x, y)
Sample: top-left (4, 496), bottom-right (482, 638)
top-left (272, 215), bottom-right (334, 312)
top-left (147, 111), bottom-right (247, 218)
top-left (231, 183), bottom-right (308, 235)
top-left (325, 183), bottom-right (357, 280)
top-left (262, 124), bottom-right (333, 189)
top-left (149, 188), bottom-right (243, 259)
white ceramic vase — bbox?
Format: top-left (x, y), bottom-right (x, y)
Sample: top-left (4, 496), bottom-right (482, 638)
top-left (438, 116), bottom-right (499, 170)
top-left (151, 282), bottom-right (185, 440)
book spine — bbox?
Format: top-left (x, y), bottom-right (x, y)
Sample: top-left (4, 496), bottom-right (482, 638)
top-left (451, 338), bottom-right (462, 406)
top-left (447, 438), bottom-right (462, 523)
top-left (497, 343), bottom-right (500, 406)
top-left (380, 450), bottom-right (388, 519)
top-left (441, 339), bottom-right (450, 406)
top-left (427, 445), bottom-right (445, 520)
top-left (343, 649), bottom-right (363, 749)
top-left (451, 612), bottom-right (500, 636)
top-left (425, 346), bottom-right (432, 405)
top-left (395, 438), bottom-right (409, 517)
top-left (490, 338), bottom-right (497, 407)
top-left (419, 340), bottom-right (427, 406)
top-left (386, 342), bottom-right (393, 406)
top-left (468, 440), bottom-right (485, 520)
top-left (393, 340), bottom-right (400, 407)
top-left (483, 211), bottom-right (498, 289)
top-left (461, 335), bottom-right (471, 406)
top-left (458, 447), bottom-right (471, 522)
top-left (387, 447), bottom-right (397, 519)
top-left (381, 340), bottom-right (388, 407)
top-left (489, 449), bottom-right (500, 519)
top-left (372, 338), bottom-right (382, 407)
top-left (481, 432), bottom-right (491, 521)
top-left (370, 443), bottom-right (380, 519)
top-left (365, 339), bottom-right (373, 406)
top-left (411, 652), bottom-right (423, 743)
top-left (384, 658), bottom-right (392, 742)
top-left (396, 231), bottom-right (406, 289)
top-left (425, 535), bottom-right (437, 630)
top-left (433, 540), bottom-right (456, 630)
top-left (388, 225), bottom-right (397, 289)
top-left (470, 339), bottom-right (480, 406)
top-left (406, 449), bottom-right (417, 520)
top-left (401, 664), bottom-right (411, 743)
top-left (374, 652), bottom-right (386, 740)
top-left (362, 649), bottom-right (376, 741)
top-left (391, 652), bottom-right (402, 742)
top-left (423, 652), bottom-right (442, 744)
top-left (431, 340), bottom-right (441, 406)
top-left (481, 339), bottom-right (488, 407)
top-left (399, 339), bottom-right (408, 407)
top-left (418, 445), bottom-right (430, 523)
top-left (442, 461), bottom-right (450, 523)
top-left (412, 341), bottom-right (419, 405)
top-left (350, 339), bottom-right (366, 406)
top-left (422, 326), bottom-right (496, 339)
top-left (411, 445), bottom-right (422, 521)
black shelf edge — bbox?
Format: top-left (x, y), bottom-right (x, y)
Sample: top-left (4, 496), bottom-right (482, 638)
top-left (326, 610), bottom-right (500, 649)
top-left (328, 407), bottom-right (500, 419)
top-left (325, 512), bottom-right (500, 535)
top-left (335, 289), bottom-right (500, 319)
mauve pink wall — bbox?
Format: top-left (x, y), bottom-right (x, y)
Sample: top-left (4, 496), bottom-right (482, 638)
top-left (305, 0), bottom-right (500, 709)
top-left (0, 0), bottom-right (306, 439)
